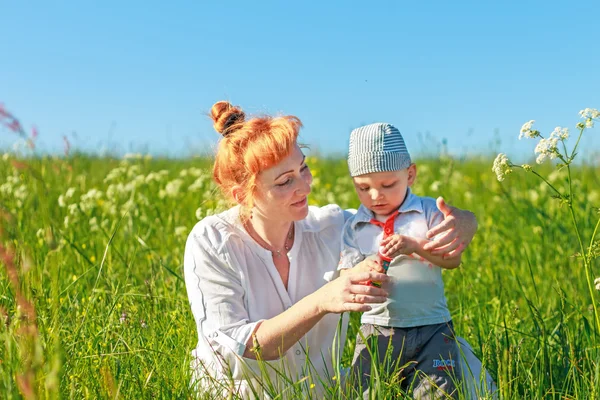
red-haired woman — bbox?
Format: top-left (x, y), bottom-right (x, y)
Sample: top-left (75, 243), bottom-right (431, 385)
top-left (184, 101), bottom-right (485, 398)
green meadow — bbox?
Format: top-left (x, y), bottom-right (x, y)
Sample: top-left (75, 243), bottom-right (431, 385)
top-left (1, 148), bottom-right (599, 398)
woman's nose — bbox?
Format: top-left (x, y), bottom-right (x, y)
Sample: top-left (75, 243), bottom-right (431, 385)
top-left (297, 173), bottom-right (312, 195)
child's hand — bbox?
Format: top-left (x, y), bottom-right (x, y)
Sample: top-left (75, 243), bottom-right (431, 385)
top-left (352, 258), bottom-right (385, 275)
top-left (380, 234), bottom-right (417, 258)
top-left (341, 258), bottom-right (385, 283)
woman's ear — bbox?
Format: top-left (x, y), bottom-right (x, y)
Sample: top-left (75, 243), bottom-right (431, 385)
top-left (231, 186), bottom-right (244, 205)
top-left (407, 163), bottom-right (417, 186)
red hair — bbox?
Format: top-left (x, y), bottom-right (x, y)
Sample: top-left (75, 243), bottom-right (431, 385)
top-left (210, 101), bottom-right (302, 217)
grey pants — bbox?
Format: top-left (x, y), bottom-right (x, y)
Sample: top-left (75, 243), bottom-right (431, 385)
top-left (351, 322), bottom-right (462, 399)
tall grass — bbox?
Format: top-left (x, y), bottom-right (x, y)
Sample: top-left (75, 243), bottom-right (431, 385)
top-left (0, 150), bottom-right (599, 398)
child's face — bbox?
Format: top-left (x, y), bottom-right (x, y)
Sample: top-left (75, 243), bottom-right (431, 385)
top-left (352, 165), bottom-right (417, 218)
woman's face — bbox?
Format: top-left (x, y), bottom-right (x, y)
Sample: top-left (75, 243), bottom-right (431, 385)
top-left (252, 144), bottom-right (313, 222)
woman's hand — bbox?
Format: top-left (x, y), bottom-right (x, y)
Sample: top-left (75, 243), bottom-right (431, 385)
top-left (315, 271), bottom-right (389, 314)
top-left (423, 197), bottom-right (477, 258)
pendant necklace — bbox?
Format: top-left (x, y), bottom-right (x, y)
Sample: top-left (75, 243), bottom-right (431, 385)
top-left (247, 221), bottom-right (294, 257)
top-left (271, 225), bottom-right (294, 257)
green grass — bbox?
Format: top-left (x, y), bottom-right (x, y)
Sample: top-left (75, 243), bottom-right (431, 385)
top-left (1, 152), bottom-right (599, 399)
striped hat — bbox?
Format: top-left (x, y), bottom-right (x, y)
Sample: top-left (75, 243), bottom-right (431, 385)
top-left (348, 123), bottom-right (411, 177)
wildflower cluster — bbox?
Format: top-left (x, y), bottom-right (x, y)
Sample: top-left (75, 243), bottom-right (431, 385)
top-left (578, 108), bottom-right (600, 129)
top-left (494, 108), bottom-right (598, 178)
top-left (493, 106), bottom-right (600, 334)
top-left (518, 120), bottom-right (540, 139)
top-left (492, 153), bottom-right (513, 181)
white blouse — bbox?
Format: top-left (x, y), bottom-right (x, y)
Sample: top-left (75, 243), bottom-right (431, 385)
top-left (184, 204), bottom-right (350, 398)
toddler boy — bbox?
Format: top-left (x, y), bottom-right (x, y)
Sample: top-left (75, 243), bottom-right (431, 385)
top-left (339, 122), bottom-right (463, 399)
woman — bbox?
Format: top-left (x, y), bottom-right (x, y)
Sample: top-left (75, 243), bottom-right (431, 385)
top-left (184, 101), bottom-right (487, 398)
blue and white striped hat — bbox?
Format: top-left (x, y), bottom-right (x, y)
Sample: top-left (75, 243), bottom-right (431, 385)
top-left (348, 123), bottom-right (411, 177)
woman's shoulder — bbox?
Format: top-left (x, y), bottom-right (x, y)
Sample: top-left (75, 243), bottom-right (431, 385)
top-left (187, 208), bottom-right (241, 253)
top-left (301, 204), bottom-right (352, 233)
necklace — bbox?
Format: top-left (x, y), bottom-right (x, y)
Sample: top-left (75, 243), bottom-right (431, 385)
top-left (247, 222), bottom-right (294, 257)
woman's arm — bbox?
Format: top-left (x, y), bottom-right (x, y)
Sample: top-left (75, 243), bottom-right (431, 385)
top-left (423, 197), bottom-right (478, 258)
top-left (245, 271), bottom-right (389, 360)
top-left (185, 226), bottom-right (388, 363)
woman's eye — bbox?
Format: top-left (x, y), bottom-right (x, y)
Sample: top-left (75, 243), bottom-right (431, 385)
top-left (382, 182), bottom-right (396, 188)
top-left (359, 187), bottom-right (369, 192)
top-left (301, 165), bottom-right (309, 173)
top-left (277, 179), bottom-right (292, 187)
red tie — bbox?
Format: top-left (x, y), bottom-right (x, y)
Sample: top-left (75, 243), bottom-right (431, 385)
top-left (367, 210), bottom-right (399, 287)
top-left (369, 209), bottom-right (400, 239)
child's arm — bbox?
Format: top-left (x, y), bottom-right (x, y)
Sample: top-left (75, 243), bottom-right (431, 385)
top-left (380, 234), bottom-right (462, 269)
top-left (339, 218), bottom-right (385, 277)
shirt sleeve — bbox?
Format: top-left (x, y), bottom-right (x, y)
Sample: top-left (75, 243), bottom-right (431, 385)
top-left (423, 197), bottom-right (445, 241)
top-left (184, 225), bottom-right (262, 374)
top-left (338, 218), bottom-right (365, 270)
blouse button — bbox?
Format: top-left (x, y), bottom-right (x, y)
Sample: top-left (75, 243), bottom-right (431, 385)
top-left (384, 227), bottom-right (392, 235)
top-left (295, 349), bottom-right (301, 355)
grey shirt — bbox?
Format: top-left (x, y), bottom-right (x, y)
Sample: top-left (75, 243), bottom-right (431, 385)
top-left (339, 189), bottom-right (451, 327)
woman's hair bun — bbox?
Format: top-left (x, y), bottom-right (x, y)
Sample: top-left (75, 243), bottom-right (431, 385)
top-left (210, 101), bottom-right (246, 137)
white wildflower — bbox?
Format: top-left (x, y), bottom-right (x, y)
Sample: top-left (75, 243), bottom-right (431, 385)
top-left (188, 168), bottom-right (204, 177)
top-left (579, 108), bottom-right (600, 119)
top-left (104, 166), bottom-right (127, 183)
top-left (89, 217), bottom-right (99, 232)
top-left (163, 179), bottom-right (184, 198)
top-left (534, 137), bottom-right (559, 164)
top-left (579, 108), bottom-right (599, 129)
top-left (36, 228), bottom-right (45, 240)
top-left (14, 185), bottom-right (27, 201)
top-left (2, 153), bottom-right (10, 161)
top-left (519, 120), bottom-right (539, 139)
top-left (68, 203), bottom-right (79, 216)
top-left (492, 153), bottom-right (512, 181)
top-left (123, 153), bottom-right (143, 160)
top-left (66, 187), bottom-right (76, 198)
top-left (429, 181), bottom-right (441, 192)
top-left (549, 126), bottom-right (569, 140)
top-left (131, 174), bottom-right (145, 189)
top-left (80, 189), bottom-right (104, 212)
top-left (521, 164), bottom-right (532, 172)
top-left (189, 176), bottom-right (208, 192)
top-left (126, 164), bottom-right (141, 178)
top-left (137, 193), bottom-right (150, 206)
top-left (175, 226), bottom-right (188, 236)
top-left (595, 277), bottom-right (600, 291)
top-left (58, 195), bottom-right (66, 207)
top-left (195, 207), bottom-right (203, 220)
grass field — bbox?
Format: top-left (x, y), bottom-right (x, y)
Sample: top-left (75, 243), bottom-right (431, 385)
top-left (1, 136), bottom-right (599, 398)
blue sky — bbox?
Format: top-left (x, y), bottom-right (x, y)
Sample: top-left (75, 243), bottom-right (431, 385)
top-left (1, 1), bottom-right (599, 162)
